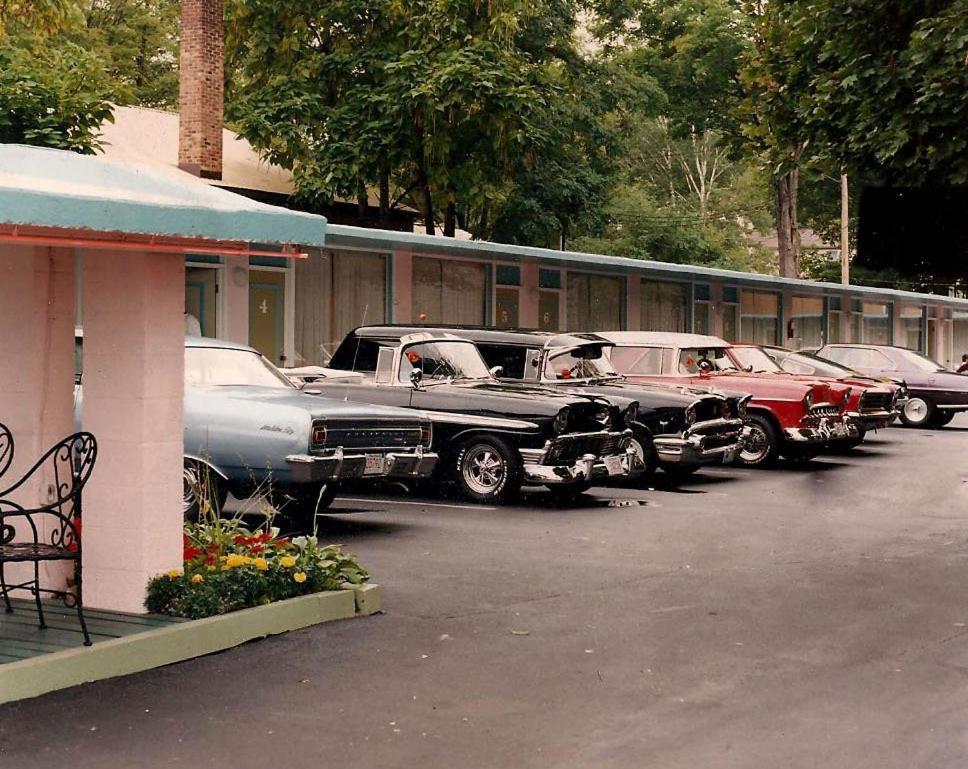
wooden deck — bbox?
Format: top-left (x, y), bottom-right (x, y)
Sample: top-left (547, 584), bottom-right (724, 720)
top-left (0, 599), bottom-right (184, 664)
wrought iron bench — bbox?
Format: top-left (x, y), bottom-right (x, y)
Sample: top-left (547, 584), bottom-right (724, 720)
top-left (0, 426), bottom-right (98, 646)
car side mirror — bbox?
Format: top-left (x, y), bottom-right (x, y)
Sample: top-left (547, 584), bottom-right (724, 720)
top-left (409, 368), bottom-right (424, 390)
top-left (489, 365), bottom-right (503, 378)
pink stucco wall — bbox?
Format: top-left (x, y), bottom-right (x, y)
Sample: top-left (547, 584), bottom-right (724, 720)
top-left (391, 250), bottom-right (413, 323)
top-left (0, 244), bottom-right (76, 592)
top-left (81, 249), bottom-right (184, 613)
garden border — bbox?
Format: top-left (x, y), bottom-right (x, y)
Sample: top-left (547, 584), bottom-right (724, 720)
top-left (0, 583), bottom-right (381, 704)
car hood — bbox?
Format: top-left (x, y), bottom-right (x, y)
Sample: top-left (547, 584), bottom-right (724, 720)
top-left (188, 385), bottom-right (427, 421)
top-left (548, 379), bottom-right (696, 408)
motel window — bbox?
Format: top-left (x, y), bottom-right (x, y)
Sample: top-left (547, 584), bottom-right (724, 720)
top-left (721, 286), bottom-right (739, 342)
top-left (566, 272), bottom-right (624, 331)
top-left (641, 279), bottom-right (689, 332)
top-left (862, 301), bottom-right (891, 345)
top-left (495, 265), bottom-right (520, 329)
top-left (739, 290), bottom-right (779, 346)
top-left (899, 305), bottom-right (924, 351)
top-left (294, 250), bottom-right (388, 366)
top-left (789, 295), bottom-right (824, 349)
top-left (185, 264), bottom-right (219, 338)
top-left (413, 256), bottom-right (487, 326)
top-left (827, 297), bottom-right (842, 344)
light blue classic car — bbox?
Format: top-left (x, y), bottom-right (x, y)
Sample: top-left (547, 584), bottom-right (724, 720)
top-left (75, 335), bottom-right (438, 527)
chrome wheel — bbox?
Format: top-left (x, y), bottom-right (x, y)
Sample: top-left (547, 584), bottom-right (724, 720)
top-left (462, 444), bottom-right (507, 496)
top-left (183, 462), bottom-right (202, 517)
top-left (901, 397), bottom-right (932, 427)
top-left (739, 424), bottom-right (769, 464)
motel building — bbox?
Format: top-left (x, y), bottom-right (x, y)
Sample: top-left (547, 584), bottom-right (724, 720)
top-left (96, 102), bottom-right (968, 379)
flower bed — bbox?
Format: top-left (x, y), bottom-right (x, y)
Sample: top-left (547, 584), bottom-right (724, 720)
top-left (146, 520), bottom-right (369, 620)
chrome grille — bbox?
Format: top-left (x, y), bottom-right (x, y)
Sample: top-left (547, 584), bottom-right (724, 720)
top-left (805, 404), bottom-right (842, 421)
top-left (314, 419), bottom-right (424, 451)
top-left (545, 431), bottom-right (630, 463)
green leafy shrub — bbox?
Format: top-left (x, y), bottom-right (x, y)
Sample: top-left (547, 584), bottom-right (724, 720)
top-left (145, 519), bottom-right (368, 620)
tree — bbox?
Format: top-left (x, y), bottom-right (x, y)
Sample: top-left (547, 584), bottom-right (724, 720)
top-left (0, 8), bottom-right (115, 152)
top-left (226, 0), bottom-right (567, 236)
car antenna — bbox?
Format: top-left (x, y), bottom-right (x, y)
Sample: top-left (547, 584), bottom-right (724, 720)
top-left (345, 303), bottom-right (370, 402)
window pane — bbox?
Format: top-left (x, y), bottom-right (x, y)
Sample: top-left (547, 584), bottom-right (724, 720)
top-left (723, 304), bottom-right (738, 342)
top-left (694, 303), bottom-right (710, 335)
top-left (185, 266), bottom-right (217, 338)
top-left (789, 295), bottom-right (824, 348)
top-left (641, 280), bottom-right (688, 332)
top-left (567, 273), bottom-right (623, 331)
top-left (740, 290), bottom-right (779, 345)
top-left (862, 302), bottom-right (890, 345)
top-left (609, 346), bottom-right (664, 375)
top-left (413, 257), bottom-right (486, 325)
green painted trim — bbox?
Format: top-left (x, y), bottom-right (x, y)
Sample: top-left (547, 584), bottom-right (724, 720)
top-left (0, 585), bottom-right (379, 704)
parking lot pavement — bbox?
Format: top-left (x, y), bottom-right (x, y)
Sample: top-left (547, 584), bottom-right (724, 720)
top-left (4, 419), bottom-right (968, 768)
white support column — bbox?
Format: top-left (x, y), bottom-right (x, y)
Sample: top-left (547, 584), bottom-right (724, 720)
top-left (81, 249), bottom-right (184, 612)
top-left (0, 244), bottom-right (76, 592)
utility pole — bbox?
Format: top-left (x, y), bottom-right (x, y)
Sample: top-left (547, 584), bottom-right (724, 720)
top-left (840, 173), bottom-right (850, 285)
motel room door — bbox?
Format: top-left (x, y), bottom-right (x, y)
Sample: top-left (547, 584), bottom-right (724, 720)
top-left (249, 269), bottom-right (287, 365)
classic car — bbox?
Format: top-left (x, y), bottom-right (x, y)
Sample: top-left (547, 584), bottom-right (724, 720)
top-left (815, 343), bottom-right (968, 428)
top-left (76, 335), bottom-right (438, 527)
top-left (598, 332), bottom-right (853, 467)
top-left (309, 329), bottom-right (638, 503)
top-left (385, 326), bottom-right (749, 480)
top-left (732, 343), bottom-right (902, 443)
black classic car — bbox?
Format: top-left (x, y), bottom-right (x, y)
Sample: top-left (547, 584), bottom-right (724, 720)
top-left (814, 343), bottom-right (968, 427)
top-left (76, 335), bottom-right (438, 528)
top-left (379, 327), bottom-right (748, 480)
top-left (301, 329), bottom-right (638, 503)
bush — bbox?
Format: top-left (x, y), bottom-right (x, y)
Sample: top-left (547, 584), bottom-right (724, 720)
top-left (145, 519), bottom-right (368, 620)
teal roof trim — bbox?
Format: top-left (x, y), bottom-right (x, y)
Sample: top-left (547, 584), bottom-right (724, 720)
top-left (0, 145), bottom-right (325, 246)
top-left (326, 224), bottom-right (968, 310)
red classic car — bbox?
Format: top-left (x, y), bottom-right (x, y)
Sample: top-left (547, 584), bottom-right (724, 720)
top-left (746, 344), bottom-right (904, 440)
top-left (599, 332), bottom-right (853, 467)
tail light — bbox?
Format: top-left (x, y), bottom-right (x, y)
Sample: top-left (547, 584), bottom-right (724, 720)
top-left (311, 422), bottom-right (327, 446)
top-left (420, 423), bottom-right (433, 447)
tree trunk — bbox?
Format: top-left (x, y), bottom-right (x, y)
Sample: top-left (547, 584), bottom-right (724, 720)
top-left (774, 168), bottom-right (801, 277)
top-left (414, 109), bottom-right (435, 236)
top-left (356, 179), bottom-right (368, 222)
top-left (442, 191), bottom-right (457, 238)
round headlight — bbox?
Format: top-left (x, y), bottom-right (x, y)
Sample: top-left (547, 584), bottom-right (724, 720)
top-left (804, 391), bottom-right (814, 409)
top-left (842, 388), bottom-right (851, 405)
top-left (737, 396), bottom-right (750, 418)
top-left (685, 406), bottom-right (697, 425)
top-left (553, 407), bottom-right (570, 435)
top-left (623, 402), bottom-right (639, 426)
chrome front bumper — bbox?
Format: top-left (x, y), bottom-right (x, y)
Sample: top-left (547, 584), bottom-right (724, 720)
top-left (654, 418), bottom-right (744, 466)
top-left (847, 409), bottom-right (895, 429)
top-left (783, 418), bottom-right (851, 443)
top-left (286, 446), bottom-right (439, 483)
top-left (518, 430), bottom-right (639, 486)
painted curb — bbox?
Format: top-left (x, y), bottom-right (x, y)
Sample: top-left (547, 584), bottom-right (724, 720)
top-left (0, 584), bottom-right (380, 705)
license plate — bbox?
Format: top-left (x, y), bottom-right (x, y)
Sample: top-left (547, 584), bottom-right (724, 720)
top-left (363, 454), bottom-right (384, 475)
top-left (604, 455), bottom-right (625, 476)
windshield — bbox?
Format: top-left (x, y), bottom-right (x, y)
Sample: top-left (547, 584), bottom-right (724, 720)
top-left (893, 348), bottom-right (945, 373)
top-left (729, 346), bottom-right (783, 373)
top-left (545, 346), bottom-right (620, 381)
top-left (399, 341), bottom-right (491, 383)
top-left (185, 347), bottom-right (295, 388)
top-left (784, 352), bottom-right (851, 377)
top-left (678, 347), bottom-right (739, 374)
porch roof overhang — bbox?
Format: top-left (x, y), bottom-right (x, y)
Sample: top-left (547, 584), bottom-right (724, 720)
top-left (0, 145), bottom-right (325, 251)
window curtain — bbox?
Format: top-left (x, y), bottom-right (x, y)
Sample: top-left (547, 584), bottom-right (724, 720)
top-left (641, 280), bottom-right (688, 332)
top-left (862, 302), bottom-right (890, 345)
top-left (566, 273), bottom-right (623, 331)
top-left (740, 290), bottom-right (780, 345)
top-left (789, 296), bottom-right (824, 349)
top-left (413, 257), bottom-right (487, 325)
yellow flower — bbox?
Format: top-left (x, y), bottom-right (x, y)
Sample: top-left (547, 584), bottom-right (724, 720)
top-left (293, 571), bottom-right (307, 584)
top-left (206, 564), bottom-right (216, 572)
top-left (191, 574), bottom-right (204, 584)
top-left (279, 555), bottom-right (297, 568)
top-left (225, 553), bottom-right (246, 568)
top-left (254, 557), bottom-right (269, 571)
top-left (167, 569), bottom-right (181, 579)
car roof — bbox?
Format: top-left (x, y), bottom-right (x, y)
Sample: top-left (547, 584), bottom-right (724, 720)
top-left (597, 331), bottom-right (730, 348)
top-left (349, 324), bottom-right (608, 349)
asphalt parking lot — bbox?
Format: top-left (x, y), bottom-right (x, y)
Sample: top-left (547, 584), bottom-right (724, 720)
top-left (4, 418), bottom-right (968, 768)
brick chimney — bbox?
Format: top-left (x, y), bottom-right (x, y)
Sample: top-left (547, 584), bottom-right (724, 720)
top-left (178, 0), bottom-right (223, 180)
